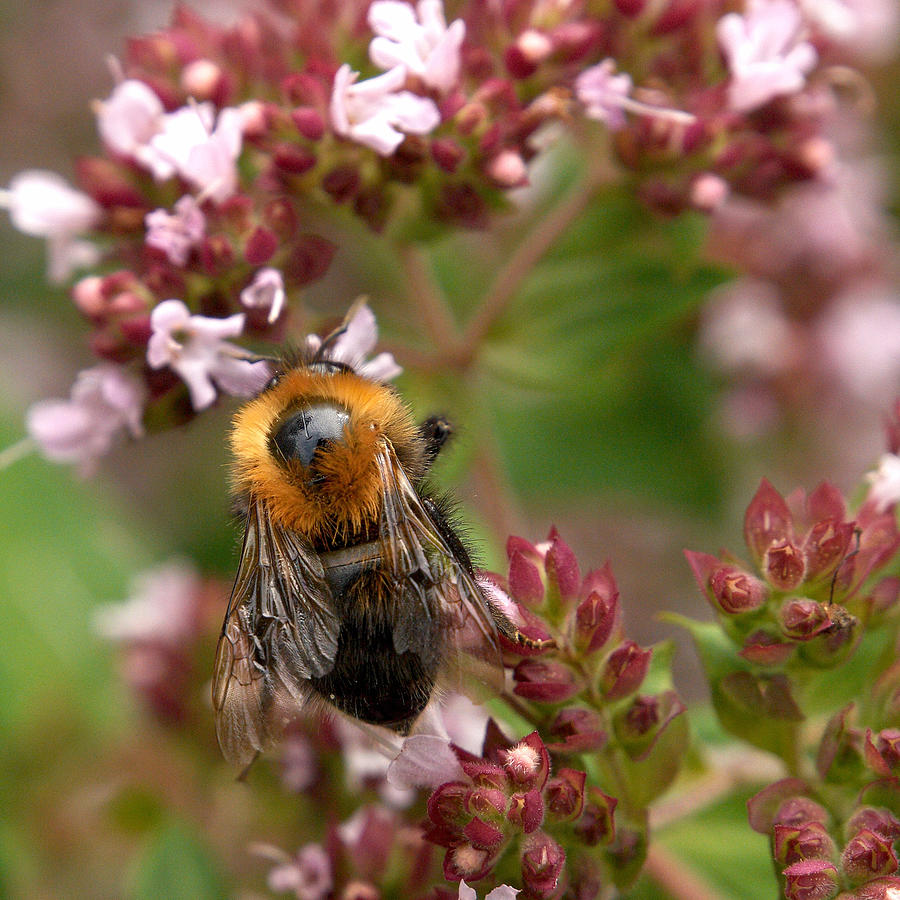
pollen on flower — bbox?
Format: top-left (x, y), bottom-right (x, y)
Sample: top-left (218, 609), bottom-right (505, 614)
top-left (451, 843), bottom-right (490, 877)
top-left (503, 742), bottom-right (541, 782)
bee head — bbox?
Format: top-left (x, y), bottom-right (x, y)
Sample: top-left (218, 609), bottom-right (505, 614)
top-left (270, 403), bottom-right (351, 469)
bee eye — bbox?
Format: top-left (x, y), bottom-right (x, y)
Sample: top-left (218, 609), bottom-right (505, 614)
top-left (264, 373), bottom-right (282, 391)
top-left (270, 403), bottom-right (350, 466)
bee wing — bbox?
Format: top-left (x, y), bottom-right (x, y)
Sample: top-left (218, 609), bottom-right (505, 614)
top-left (374, 441), bottom-right (505, 692)
top-left (212, 497), bottom-right (340, 767)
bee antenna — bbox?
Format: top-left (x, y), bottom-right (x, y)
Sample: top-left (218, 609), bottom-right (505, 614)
top-left (313, 297), bottom-right (369, 362)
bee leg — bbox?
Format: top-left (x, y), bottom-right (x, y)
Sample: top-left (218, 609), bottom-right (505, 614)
top-left (487, 600), bottom-right (557, 651)
top-left (419, 416), bottom-right (454, 471)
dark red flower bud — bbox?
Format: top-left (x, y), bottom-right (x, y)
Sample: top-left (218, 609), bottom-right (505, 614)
top-left (430, 138), bottom-right (465, 173)
top-left (846, 808), bottom-right (900, 842)
top-left (200, 234), bottom-right (236, 275)
top-left (321, 166), bottom-right (362, 204)
top-left (508, 550), bottom-right (545, 606)
top-left (274, 143), bottom-right (317, 175)
top-left (773, 821), bottom-right (835, 866)
top-left (575, 788), bottom-right (617, 846)
top-left (548, 21), bottom-right (604, 62)
top-left (803, 519), bottom-right (854, 582)
top-left (544, 768), bottom-right (586, 823)
top-left (513, 658), bottom-right (580, 702)
top-left (782, 859), bottom-right (839, 900)
top-left (76, 156), bottom-right (145, 209)
top-left (283, 234), bottom-right (336, 287)
top-left (780, 598), bottom-right (830, 641)
top-left (520, 831), bottom-right (565, 898)
top-left (744, 478), bottom-right (793, 565)
top-left (547, 707), bottom-right (607, 754)
top-left (615, 0), bottom-right (647, 15)
top-left (506, 789), bottom-right (544, 833)
top-left (841, 828), bottom-right (898, 883)
top-left (765, 540), bottom-right (807, 590)
top-left (545, 528), bottom-right (580, 603)
top-left (866, 729), bottom-right (900, 775)
top-left (747, 779), bottom-right (825, 834)
top-left (244, 226), bottom-right (278, 265)
top-left (575, 589), bottom-right (620, 653)
top-left (291, 106), bottom-right (325, 141)
top-left (740, 630), bottom-right (795, 666)
top-left (463, 817), bottom-right (505, 849)
top-left (427, 782), bottom-right (469, 829)
top-left (806, 482), bottom-right (847, 524)
top-left (464, 787), bottom-right (506, 822)
top-left (710, 565), bottom-right (768, 614)
top-left (600, 641), bottom-right (652, 700)
top-left (262, 198), bottom-right (298, 240)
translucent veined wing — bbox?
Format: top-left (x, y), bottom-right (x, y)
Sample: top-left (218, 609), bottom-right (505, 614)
top-left (374, 440), bottom-right (505, 693)
top-left (212, 497), bottom-right (340, 767)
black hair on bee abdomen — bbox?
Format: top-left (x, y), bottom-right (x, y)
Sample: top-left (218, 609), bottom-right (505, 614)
top-left (310, 568), bottom-right (442, 733)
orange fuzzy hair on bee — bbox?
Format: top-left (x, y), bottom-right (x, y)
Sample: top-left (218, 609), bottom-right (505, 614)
top-left (230, 367), bottom-right (424, 540)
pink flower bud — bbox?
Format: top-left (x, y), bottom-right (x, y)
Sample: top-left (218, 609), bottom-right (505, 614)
top-left (508, 550), bottom-right (545, 606)
top-left (291, 106), bottom-right (325, 141)
top-left (575, 788), bottom-right (617, 846)
top-left (72, 275), bottom-right (107, 319)
top-left (765, 539), bottom-right (807, 590)
top-left (744, 478), bottom-right (793, 565)
top-left (803, 519), bottom-right (854, 583)
top-left (600, 641), bottom-right (652, 700)
top-left (773, 821), bottom-right (835, 867)
top-left (274, 143), bottom-right (317, 175)
top-left (181, 59), bottom-right (225, 100)
top-left (485, 150), bottom-right (528, 188)
top-left (504, 30), bottom-right (552, 79)
top-left (520, 831), bottom-right (565, 898)
top-left (547, 707), bottom-right (607, 754)
top-left (506, 789), bottom-right (544, 834)
top-left (782, 859), bottom-right (840, 900)
top-left (711, 565), bottom-right (769, 614)
top-left (545, 529), bottom-right (580, 603)
top-left (463, 817), bottom-right (505, 849)
top-left (244, 226), bottom-right (278, 265)
top-left (841, 829), bottom-right (898, 883)
top-left (748, 779), bottom-right (826, 834)
top-left (430, 138), bottom-right (465, 173)
top-left (780, 598), bottom-right (830, 641)
top-left (544, 768), bottom-right (586, 823)
top-left (513, 658), bottom-right (580, 702)
top-left (846, 808), bottom-right (900, 842)
top-left (866, 729), bottom-right (900, 775)
top-left (575, 589), bottom-right (620, 653)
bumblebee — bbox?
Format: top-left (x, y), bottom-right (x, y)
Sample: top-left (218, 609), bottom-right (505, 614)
top-left (212, 313), bottom-right (541, 768)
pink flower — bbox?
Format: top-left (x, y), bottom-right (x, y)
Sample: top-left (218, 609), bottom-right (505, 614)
top-left (145, 195), bottom-right (207, 266)
top-left (253, 843), bottom-right (333, 900)
top-left (717, 0), bottom-right (818, 113)
top-left (93, 560), bottom-right (200, 645)
top-left (368, 0), bottom-right (466, 93)
top-left (330, 64), bottom-right (441, 156)
top-left (95, 78), bottom-right (166, 164)
top-left (306, 302), bottom-right (402, 381)
top-left (575, 59), bottom-right (695, 130)
top-left (26, 363), bottom-right (144, 471)
top-left (240, 267), bottom-right (286, 324)
top-left (0, 169), bottom-right (102, 282)
top-left (867, 454), bottom-right (900, 512)
top-left (146, 299), bottom-right (270, 410)
top-left (149, 103), bottom-right (244, 202)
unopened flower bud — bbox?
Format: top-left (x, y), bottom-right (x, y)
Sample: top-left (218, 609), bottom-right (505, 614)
top-left (711, 565), bottom-right (768, 614)
top-left (782, 859), bottom-right (840, 900)
top-left (505, 30), bottom-right (552, 78)
top-left (485, 150), bottom-right (528, 188)
top-left (72, 275), bottom-right (106, 319)
top-left (575, 787), bottom-right (617, 846)
top-left (513, 658), bottom-right (580, 702)
top-left (744, 479), bottom-right (793, 566)
top-left (780, 598), bottom-right (830, 641)
top-left (803, 519), bottom-right (854, 583)
top-left (544, 529), bottom-right (580, 604)
top-left (181, 59), bottom-right (225, 101)
top-left (547, 707), bottom-right (607, 754)
top-left (600, 641), bottom-right (651, 700)
top-left (274, 143), bottom-right (317, 175)
top-left (841, 829), bottom-right (898, 883)
top-left (244, 226), bottom-right (278, 265)
top-left (463, 817), bottom-right (505, 849)
top-left (428, 782), bottom-right (470, 829)
top-left (765, 539), bottom-right (807, 590)
top-left (846, 808), bottom-right (900, 842)
top-left (291, 106), bottom-right (325, 141)
top-left (506, 789), bottom-right (544, 833)
top-left (544, 768), bottom-right (586, 823)
top-left (690, 173), bottom-right (729, 211)
top-left (615, 0), bottom-right (647, 14)
top-left (520, 831), bottom-right (565, 898)
top-left (508, 550), bottom-right (545, 606)
top-left (575, 589), bottom-right (620, 653)
top-left (455, 102), bottom-right (487, 135)
top-left (773, 821), bottom-right (835, 867)
top-left (238, 100), bottom-right (268, 138)
top-left (342, 882), bottom-right (380, 900)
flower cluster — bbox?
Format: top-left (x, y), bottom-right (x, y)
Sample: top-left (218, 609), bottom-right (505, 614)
top-left (414, 530), bottom-right (688, 896)
top-left (748, 779), bottom-right (900, 899)
top-left (1, 0), bottom-right (867, 472)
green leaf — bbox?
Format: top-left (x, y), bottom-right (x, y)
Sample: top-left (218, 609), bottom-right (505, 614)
top-left (129, 821), bottom-right (226, 900)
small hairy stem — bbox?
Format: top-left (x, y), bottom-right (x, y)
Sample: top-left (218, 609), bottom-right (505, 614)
top-left (399, 243), bottom-right (460, 349)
